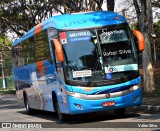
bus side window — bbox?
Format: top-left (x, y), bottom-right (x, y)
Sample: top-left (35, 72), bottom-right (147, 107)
top-left (12, 46), bottom-right (16, 67)
top-left (51, 40), bottom-right (57, 70)
top-left (17, 44), bottom-right (23, 67)
top-left (133, 35), bottom-right (139, 53)
top-left (34, 31), bottom-right (52, 63)
top-left (133, 34), bottom-right (142, 64)
top-left (28, 37), bottom-right (35, 64)
top-left (22, 40), bottom-right (29, 65)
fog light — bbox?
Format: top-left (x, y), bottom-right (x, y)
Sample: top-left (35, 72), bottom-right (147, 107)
top-left (74, 103), bottom-right (83, 110)
top-left (133, 96), bottom-right (139, 102)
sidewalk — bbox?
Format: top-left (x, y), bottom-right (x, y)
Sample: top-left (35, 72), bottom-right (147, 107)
top-left (0, 94), bottom-right (160, 111)
top-left (136, 97), bottom-right (160, 111)
top-left (0, 94), bottom-right (17, 105)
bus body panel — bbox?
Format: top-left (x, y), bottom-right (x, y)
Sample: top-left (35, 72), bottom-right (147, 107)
top-left (14, 60), bottom-right (71, 113)
top-left (14, 60), bottom-right (57, 111)
top-left (69, 77), bottom-right (141, 95)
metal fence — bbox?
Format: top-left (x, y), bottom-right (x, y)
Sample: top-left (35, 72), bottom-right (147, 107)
top-left (0, 76), bottom-right (15, 89)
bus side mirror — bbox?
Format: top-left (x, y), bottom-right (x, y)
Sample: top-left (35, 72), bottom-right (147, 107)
top-left (91, 35), bottom-right (97, 44)
top-left (132, 30), bottom-right (145, 51)
top-left (52, 39), bottom-right (64, 62)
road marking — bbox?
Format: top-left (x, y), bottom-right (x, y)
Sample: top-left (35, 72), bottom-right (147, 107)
top-left (7, 109), bottom-right (57, 122)
top-left (0, 109), bottom-right (22, 113)
top-left (8, 113), bottom-right (36, 122)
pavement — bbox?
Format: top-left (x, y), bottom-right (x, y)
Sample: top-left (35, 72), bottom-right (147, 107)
top-left (0, 94), bottom-right (18, 105)
top-left (0, 94), bottom-right (160, 111)
top-left (135, 97), bottom-right (160, 111)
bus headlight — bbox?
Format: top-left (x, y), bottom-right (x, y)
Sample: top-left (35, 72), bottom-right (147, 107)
top-left (66, 90), bottom-right (84, 98)
top-left (131, 85), bottom-right (140, 91)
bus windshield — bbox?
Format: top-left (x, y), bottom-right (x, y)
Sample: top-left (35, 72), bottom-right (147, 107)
top-left (97, 27), bottom-right (138, 80)
top-left (60, 25), bottom-right (138, 84)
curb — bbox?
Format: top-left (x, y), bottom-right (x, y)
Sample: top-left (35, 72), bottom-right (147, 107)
top-left (0, 97), bottom-right (17, 101)
top-left (0, 95), bottom-right (17, 102)
top-left (135, 105), bottom-right (160, 111)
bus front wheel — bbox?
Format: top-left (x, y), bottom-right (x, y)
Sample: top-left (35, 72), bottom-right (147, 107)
top-left (24, 93), bottom-right (34, 115)
top-left (55, 99), bottom-right (67, 122)
top-left (113, 108), bottom-right (126, 116)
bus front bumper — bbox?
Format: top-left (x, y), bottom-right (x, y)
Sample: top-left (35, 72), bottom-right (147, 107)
top-left (67, 88), bottom-right (142, 114)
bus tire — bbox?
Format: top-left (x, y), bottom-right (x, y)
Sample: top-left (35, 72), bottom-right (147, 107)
top-left (55, 99), bottom-right (67, 122)
top-left (24, 93), bottom-right (34, 115)
top-left (113, 108), bottom-right (126, 116)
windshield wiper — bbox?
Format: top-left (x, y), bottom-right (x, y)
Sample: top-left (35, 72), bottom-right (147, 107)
top-left (87, 58), bottom-right (101, 86)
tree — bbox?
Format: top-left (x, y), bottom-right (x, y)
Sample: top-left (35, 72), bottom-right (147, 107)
top-left (152, 0), bottom-right (160, 8)
top-left (154, 20), bottom-right (160, 60)
top-left (0, 0), bottom-right (105, 38)
top-left (0, 0), bottom-right (60, 37)
top-left (107, 0), bottom-right (115, 11)
top-left (133, 0), bottom-right (155, 92)
top-left (0, 34), bottom-right (12, 76)
top-left (53, 0), bottom-right (103, 13)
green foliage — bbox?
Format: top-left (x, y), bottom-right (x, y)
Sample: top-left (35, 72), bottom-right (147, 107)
top-left (0, 89), bottom-right (16, 95)
top-left (0, 0), bottom-right (106, 37)
top-left (0, 36), bottom-right (12, 45)
top-left (130, 23), bottom-right (139, 30)
top-left (0, 34), bottom-right (12, 76)
top-left (0, 0), bottom-right (57, 37)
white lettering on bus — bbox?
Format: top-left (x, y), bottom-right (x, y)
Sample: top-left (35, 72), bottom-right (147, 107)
top-left (101, 29), bottom-right (123, 42)
top-left (103, 49), bottom-right (131, 56)
top-left (119, 49), bottom-right (131, 54)
top-left (102, 29), bottom-right (123, 37)
top-left (69, 31), bottom-right (91, 37)
top-left (103, 51), bottom-right (118, 56)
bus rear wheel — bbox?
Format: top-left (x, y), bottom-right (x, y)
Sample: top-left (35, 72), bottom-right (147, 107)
top-left (113, 108), bottom-right (126, 116)
top-left (55, 99), bottom-right (67, 122)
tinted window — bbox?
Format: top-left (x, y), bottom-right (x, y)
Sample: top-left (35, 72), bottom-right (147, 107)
top-left (35, 31), bottom-right (51, 62)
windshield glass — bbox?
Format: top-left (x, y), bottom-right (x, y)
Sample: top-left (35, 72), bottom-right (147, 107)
top-left (97, 27), bottom-right (138, 80)
top-left (60, 26), bottom-right (138, 84)
top-left (61, 30), bottom-right (104, 82)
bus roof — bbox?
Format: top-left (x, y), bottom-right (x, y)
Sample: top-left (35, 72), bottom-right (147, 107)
top-left (12, 11), bottom-right (126, 46)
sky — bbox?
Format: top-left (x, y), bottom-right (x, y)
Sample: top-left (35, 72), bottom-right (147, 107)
top-left (113, 0), bottom-right (160, 23)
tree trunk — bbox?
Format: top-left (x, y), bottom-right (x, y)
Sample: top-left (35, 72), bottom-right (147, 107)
top-left (142, 30), bottom-right (155, 92)
top-left (142, 0), bottom-right (155, 92)
top-left (133, 0), bottom-right (155, 92)
top-left (107, 0), bottom-right (115, 11)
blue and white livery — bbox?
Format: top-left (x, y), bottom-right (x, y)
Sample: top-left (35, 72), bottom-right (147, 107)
top-left (12, 11), bottom-right (145, 121)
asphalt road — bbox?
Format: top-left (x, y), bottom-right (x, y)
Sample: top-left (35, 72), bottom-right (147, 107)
top-left (0, 100), bottom-right (160, 130)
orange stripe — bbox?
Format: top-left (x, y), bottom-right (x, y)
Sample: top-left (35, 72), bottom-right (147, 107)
top-left (36, 61), bottom-right (44, 77)
top-left (34, 23), bottom-right (42, 35)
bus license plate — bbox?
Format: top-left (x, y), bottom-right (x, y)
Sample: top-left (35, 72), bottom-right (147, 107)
top-left (103, 101), bottom-right (115, 107)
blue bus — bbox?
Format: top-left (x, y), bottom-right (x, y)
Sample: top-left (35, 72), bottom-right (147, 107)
top-left (12, 11), bottom-right (144, 121)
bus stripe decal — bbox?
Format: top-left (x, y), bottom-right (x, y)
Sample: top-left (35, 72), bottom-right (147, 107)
top-left (36, 61), bottom-right (44, 77)
top-left (34, 23), bottom-right (42, 35)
